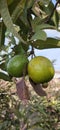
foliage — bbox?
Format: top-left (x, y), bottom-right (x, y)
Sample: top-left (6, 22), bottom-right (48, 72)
top-left (0, 1), bottom-right (60, 129)
top-left (0, 80), bottom-right (60, 130)
top-left (0, 0), bottom-right (60, 81)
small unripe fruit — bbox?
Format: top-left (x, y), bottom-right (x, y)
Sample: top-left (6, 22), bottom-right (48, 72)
top-left (7, 55), bottom-right (28, 77)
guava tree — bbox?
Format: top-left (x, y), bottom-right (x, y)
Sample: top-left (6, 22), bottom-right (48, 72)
top-left (0, 0), bottom-right (60, 99)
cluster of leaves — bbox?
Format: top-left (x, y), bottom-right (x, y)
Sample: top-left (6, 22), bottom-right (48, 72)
top-left (0, 80), bottom-right (60, 130)
top-left (0, 1), bottom-right (60, 129)
top-left (0, 0), bottom-right (60, 81)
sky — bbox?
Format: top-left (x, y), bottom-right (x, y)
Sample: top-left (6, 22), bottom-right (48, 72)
top-left (52, 0), bottom-right (56, 4)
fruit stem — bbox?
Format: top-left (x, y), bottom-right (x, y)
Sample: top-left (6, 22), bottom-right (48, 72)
top-left (31, 46), bottom-right (35, 59)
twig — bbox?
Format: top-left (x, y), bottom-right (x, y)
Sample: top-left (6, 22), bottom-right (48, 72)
top-left (31, 46), bottom-right (35, 59)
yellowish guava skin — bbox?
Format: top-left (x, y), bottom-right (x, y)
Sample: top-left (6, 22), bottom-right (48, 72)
top-left (28, 56), bottom-right (55, 83)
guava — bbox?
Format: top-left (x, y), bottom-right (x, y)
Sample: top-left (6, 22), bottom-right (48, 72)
top-left (7, 54), bottom-right (28, 77)
top-left (28, 56), bottom-right (55, 83)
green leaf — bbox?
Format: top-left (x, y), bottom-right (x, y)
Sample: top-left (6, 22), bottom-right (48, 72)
top-left (0, 71), bottom-right (11, 81)
top-left (31, 30), bottom-right (47, 41)
top-left (19, 0), bottom-right (35, 27)
top-left (0, 62), bottom-right (6, 71)
top-left (31, 16), bottom-right (55, 30)
top-left (0, 0), bottom-right (26, 44)
top-left (47, 1), bottom-right (54, 14)
top-left (7, 0), bottom-right (14, 5)
top-left (38, 0), bottom-right (50, 6)
top-left (11, 0), bottom-right (26, 23)
top-left (32, 17), bottom-right (42, 27)
top-left (13, 44), bottom-right (25, 55)
top-left (38, 1), bottom-right (54, 15)
top-left (44, 1), bottom-right (54, 15)
top-left (33, 24), bottom-right (55, 32)
top-left (0, 21), bottom-right (6, 47)
top-left (52, 10), bottom-right (59, 29)
top-left (20, 7), bottom-right (29, 27)
top-left (31, 38), bottom-right (60, 49)
top-left (8, 0), bottom-right (21, 15)
top-left (27, 0), bottom-right (35, 9)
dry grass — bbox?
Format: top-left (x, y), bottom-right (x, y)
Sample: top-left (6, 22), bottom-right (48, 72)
top-left (0, 77), bottom-right (60, 130)
top-left (0, 76), bottom-right (60, 99)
